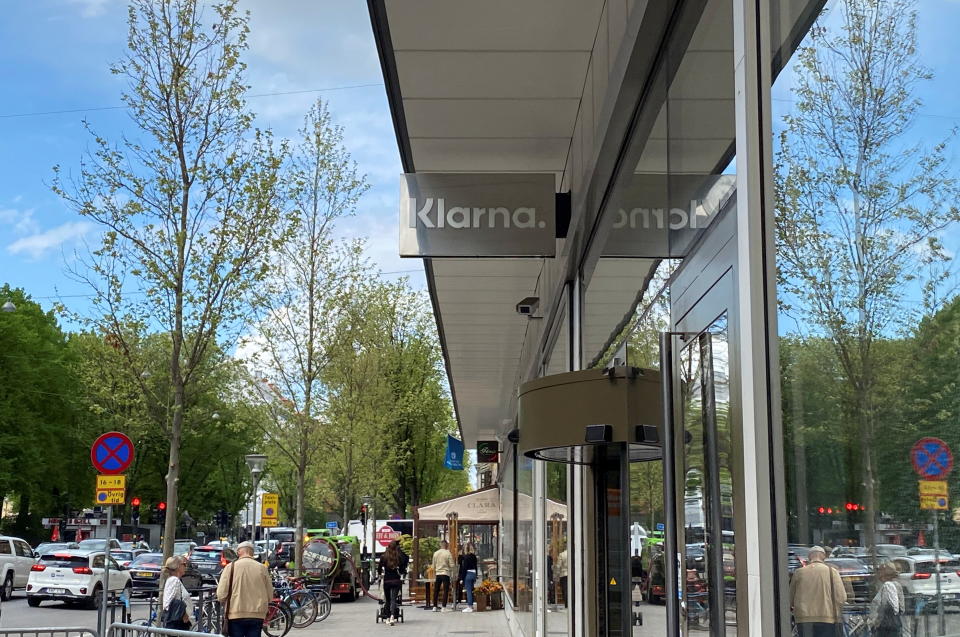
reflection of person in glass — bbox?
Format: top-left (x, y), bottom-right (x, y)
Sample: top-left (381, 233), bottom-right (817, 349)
top-left (789, 546), bottom-right (846, 637)
top-left (868, 564), bottom-right (903, 637)
top-left (555, 544), bottom-right (568, 608)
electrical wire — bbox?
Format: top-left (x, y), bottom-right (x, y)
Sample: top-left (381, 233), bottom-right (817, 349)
top-left (0, 83), bottom-right (383, 120)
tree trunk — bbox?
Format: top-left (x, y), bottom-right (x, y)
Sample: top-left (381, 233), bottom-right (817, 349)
top-left (162, 386), bottom-right (184, 563)
top-left (296, 454), bottom-right (305, 574)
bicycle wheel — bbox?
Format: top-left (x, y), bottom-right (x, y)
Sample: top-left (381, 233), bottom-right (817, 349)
top-left (314, 589), bottom-right (332, 623)
top-left (285, 590), bottom-right (318, 628)
top-left (263, 601), bottom-right (293, 637)
top-left (132, 618), bottom-right (154, 637)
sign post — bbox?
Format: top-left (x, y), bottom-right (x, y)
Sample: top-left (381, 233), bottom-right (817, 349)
top-left (90, 432), bottom-right (134, 637)
top-left (912, 437), bottom-right (952, 636)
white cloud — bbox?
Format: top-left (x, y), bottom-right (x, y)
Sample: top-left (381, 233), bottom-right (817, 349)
top-left (67, 0), bottom-right (114, 18)
top-left (0, 207), bottom-right (41, 236)
top-left (7, 221), bottom-right (93, 260)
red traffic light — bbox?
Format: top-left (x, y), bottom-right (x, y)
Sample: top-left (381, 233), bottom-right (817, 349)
top-left (131, 497), bottom-right (141, 507)
top-left (158, 502), bottom-right (166, 511)
top-left (818, 506), bottom-right (825, 514)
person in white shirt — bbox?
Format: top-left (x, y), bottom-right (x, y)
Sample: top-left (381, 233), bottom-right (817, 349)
top-left (869, 563), bottom-right (904, 637)
top-left (162, 555), bottom-right (194, 629)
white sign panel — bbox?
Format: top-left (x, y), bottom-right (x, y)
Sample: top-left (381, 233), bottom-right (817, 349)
top-left (399, 173), bottom-right (556, 257)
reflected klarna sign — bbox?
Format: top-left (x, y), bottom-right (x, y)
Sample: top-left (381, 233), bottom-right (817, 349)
top-left (399, 173), bottom-right (556, 257)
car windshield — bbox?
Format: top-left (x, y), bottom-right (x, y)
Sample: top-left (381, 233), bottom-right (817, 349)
top-left (191, 549), bottom-right (221, 560)
top-left (174, 542), bottom-right (193, 553)
top-left (40, 554), bottom-right (88, 568)
top-left (78, 539), bottom-right (108, 550)
top-left (111, 551), bottom-right (133, 561)
top-left (130, 553), bottom-right (163, 568)
top-left (915, 560), bottom-right (960, 574)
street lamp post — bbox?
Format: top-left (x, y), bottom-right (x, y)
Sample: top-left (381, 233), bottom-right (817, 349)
top-left (245, 454), bottom-right (267, 544)
top-left (362, 495), bottom-right (373, 559)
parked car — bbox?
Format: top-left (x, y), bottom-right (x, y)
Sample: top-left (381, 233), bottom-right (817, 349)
top-left (127, 552), bottom-right (204, 596)
top-left (173, 540), bottom-right (197, 556)
top-left (34, 542), bottom-right (80, 558)
top-left (270, 542), bottom-right (298, 569)
top-left (110, 549), bottom-right (147, 568)
top-left (119, 541), bottom-right (150, 552)
top-left (891, 556), bottom-right (960, 610)
top-left (825, 558), bottom-right (871, 604)
top-left (77, 538), bottom-right (122, 553)
top-left (26, 550), bottom-right (131, 608)
top-left (0, 536), bottom-right (37, 601)
top-left (188, 545), bottom-right (227, 580)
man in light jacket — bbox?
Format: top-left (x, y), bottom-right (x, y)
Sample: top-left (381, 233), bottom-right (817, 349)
top-left (431, 540), bottom-right (456, 611)
top-left (790, 546), bottom-right (846, 637)
top-left (217, 541), bottom-right (274, 637)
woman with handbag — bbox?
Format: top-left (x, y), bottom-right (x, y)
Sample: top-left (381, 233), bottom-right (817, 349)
top-left (161, 556), bottom-right (193, 630)
top-left (869, 564), bottom-right (904, 637)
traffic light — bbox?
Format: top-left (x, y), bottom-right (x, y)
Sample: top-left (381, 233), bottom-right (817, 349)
top-left (152, 502), bottom-right (166, 523)
top-left (131, 497), bottom-right (141, 525)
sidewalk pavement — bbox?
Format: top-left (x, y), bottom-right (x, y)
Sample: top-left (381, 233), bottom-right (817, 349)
top-left (298, 596), bottom-right (509, 636)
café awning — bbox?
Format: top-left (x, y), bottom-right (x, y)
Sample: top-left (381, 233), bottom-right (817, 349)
top-left (415, 486), bottom-right (501, 524)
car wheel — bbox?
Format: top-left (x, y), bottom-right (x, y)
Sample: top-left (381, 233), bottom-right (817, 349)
top-left (0, 572), bottom-right (12, 601)
top-left (88, 585), bottom-right (102, 610)
top-left (27, 596), bottom-right (41, 607)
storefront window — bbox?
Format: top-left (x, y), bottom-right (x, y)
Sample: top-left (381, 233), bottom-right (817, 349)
top-left (501, 445), bottom-right (516, 608)
top-left (516, 453), bottom-right (535, 634)
top-left (771, 0), bottom-right (960, 632)
top-left (546, 462), bottom-right (569, 634)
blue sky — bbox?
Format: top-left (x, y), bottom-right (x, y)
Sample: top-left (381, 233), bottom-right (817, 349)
top-left (0, 0), bottom-right (423, 319)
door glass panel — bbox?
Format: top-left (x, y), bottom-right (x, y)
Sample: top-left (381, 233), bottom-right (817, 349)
top-left (678, 313), bottom-right (736, 635)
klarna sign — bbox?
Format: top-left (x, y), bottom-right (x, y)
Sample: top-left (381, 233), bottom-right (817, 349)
top-left (399, 173), bottom-right (556, 257)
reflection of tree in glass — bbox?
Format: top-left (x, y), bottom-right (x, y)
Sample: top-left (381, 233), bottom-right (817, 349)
top-left (776, 0), bottom-right (960, 554)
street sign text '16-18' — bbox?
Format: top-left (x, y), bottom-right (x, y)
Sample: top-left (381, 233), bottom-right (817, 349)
top-left (96, 475), bottom-right (126, 505)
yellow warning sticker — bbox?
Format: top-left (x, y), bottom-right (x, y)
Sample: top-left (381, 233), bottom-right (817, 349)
top-left (610, 577), bottom-right (617, 586)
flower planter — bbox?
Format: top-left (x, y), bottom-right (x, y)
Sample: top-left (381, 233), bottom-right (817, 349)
top-left (475, 591), bottom-right (489, 612)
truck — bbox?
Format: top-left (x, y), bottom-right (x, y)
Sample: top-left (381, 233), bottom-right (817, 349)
top-left (301, 534), bottom-right (368, 601)
top-left (345, 519), bottom-right (413, 559)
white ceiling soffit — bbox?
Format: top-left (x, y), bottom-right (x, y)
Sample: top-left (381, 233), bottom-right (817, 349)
top-left (432, 258), bottom-right (545, 447)
top-left (384, 0), bottom-right (604, 176)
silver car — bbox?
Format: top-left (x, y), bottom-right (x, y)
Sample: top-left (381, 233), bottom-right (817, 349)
top-left (891, 557), bottom-right (960, 608)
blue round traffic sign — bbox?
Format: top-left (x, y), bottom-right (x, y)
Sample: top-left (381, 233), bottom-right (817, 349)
top-left (911, 437), bottom-right (953, 480)
top-left (91, 431), bottom-right (135, 475)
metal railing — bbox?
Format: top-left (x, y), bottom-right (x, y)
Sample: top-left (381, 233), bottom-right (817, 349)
top-left (0, 629), bottom-right (98, 637)
top-left (107, 624), bottom-right (217, 637)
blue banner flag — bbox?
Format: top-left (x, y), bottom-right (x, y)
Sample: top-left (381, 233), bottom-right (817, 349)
top-left (444, 435), bottom-right (464, 470)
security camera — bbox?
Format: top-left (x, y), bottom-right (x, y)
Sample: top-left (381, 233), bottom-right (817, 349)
top-left (516, 296), bottom-right (540, 316)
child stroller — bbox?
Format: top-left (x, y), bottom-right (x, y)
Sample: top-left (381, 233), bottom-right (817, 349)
top-left (375, 595), bottom-right (405, 624)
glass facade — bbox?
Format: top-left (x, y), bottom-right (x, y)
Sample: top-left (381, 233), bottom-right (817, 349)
top-left (770, 0), bottom-right (960, 633)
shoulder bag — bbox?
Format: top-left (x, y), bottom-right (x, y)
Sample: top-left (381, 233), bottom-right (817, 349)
top-left (221, 562), bottom-right (237, 636)
top-left (162, 578), bottom-right (190, 629)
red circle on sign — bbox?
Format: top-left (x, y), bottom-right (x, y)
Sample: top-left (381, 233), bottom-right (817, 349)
top-left (376, 525), bottom-right (399, 547)
top-left (90, 431), bottom-right (135, 475)
top-left (911, 437), bottom-right (953, 480)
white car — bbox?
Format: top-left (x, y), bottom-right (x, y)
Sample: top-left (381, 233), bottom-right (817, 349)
top-left (0, 535), bottom-right (37, 600)
top-left (27, 550), bottom-right (131, 608)
top-left (891, 556), bottom-right (960, 608)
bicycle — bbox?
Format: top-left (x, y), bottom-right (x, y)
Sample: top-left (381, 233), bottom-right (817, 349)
top-left (271, 575), bottom-right (320, 628)
top-left (263, 598), bottom-right (293, 637)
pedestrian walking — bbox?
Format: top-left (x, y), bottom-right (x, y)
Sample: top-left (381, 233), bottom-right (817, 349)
top-left (459, 543), bottom-right (478, 613)
top-left (378, 540), bottom-right (406, 625)
top-left (431, 540), bottom-right (456, 611)
top-left (161, 555), bottom-right (193, 630)
top-left (868, 563), bottom-right (904, 637)
top-left (217, 541), bottom-right (274, 637)
top-left (789, 546), bottom-right (846, 637)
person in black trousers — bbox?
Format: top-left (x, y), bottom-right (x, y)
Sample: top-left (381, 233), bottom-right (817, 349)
top-left (378, 540), bottom-right (406, 626)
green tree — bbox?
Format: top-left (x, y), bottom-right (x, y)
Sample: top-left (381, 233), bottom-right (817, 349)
top-left (775, 0), bottom-right (960, 553)
top-left (53, 0), bottom-right (287, 561)
top-left (244, 99), bottom-right (368, 571)
top-left (0, 286), bottom-right (82, 540)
